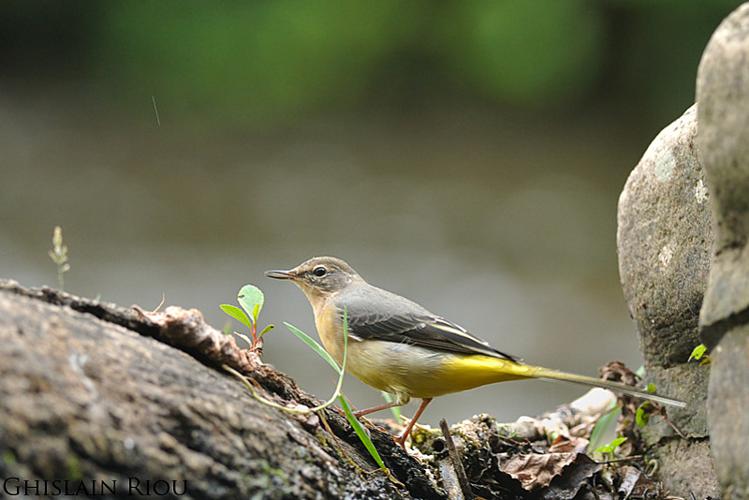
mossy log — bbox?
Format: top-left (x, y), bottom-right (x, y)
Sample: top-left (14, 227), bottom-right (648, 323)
top-left (0, 281), bottom-right (442, 499)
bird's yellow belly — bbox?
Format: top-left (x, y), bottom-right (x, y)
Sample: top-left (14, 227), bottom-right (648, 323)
top-left (345, 340), bottom-right (536, 400)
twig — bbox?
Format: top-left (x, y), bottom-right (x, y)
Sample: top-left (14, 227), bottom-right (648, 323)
top-left (440, 418), bottom-right (473, 500)
top-left (596, 454), bottom-right (643, 465)
top-left (662, 413), bottom-right (687, 439)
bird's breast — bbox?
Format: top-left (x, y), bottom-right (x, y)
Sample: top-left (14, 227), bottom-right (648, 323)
top-left (314, 301), bottom-right (344, 365)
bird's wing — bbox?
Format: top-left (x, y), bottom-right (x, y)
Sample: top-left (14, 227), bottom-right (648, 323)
top-left (336, 287), bottom-right (520, 362)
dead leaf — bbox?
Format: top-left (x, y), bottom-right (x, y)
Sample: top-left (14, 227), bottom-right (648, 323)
top-left (538, 454), bottom-right (602, 500)
top-left (499, 452), bottom-right (577, 490)
top-left (549, 436), bottom-right (589, 454)
top-left (600, 361), bottom-right (638, 386)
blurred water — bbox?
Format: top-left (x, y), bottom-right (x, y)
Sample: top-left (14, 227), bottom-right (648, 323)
top-left (0, 95), bottom-right (645, 424)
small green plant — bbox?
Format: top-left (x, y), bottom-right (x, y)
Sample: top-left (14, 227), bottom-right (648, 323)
top-left (224, 309), bottom-right (349, 414)
top-left (589, 401), bottom-right (627, 461)
top-left (689, 343), bottom-right (710, 365)
top-left (223, 297), bottom-right (394, 481)
top-left (593, 436), bottom-right (627, 460)
top-left (587, 402), bottom-right (620, 454)
top-left (48, 226), bottom-right (70, 290)
top-left (220, 284), bottom-right (274, 350)
top-left (631, 383), bottom-right (658, 430)
top-left (635, 401), bottom-right (651, 428)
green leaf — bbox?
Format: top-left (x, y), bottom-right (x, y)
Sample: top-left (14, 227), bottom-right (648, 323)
top-left (339, 394), bottom-right (386, 469)
top-left (594, 436), bottom-right (627, 454)
top-left (284, 322), bottom-right (341, 374)
top-left (610, 436), bottom-right (627, 449)
top-left (220, 304), bottom-right (252, 330)
top-left (587, 403), bottom-right (620, 454)
top-left (381, 391), bottom-right (402, 422)
top-left (635, 402), bottom-right (651, 428)
top-left (689, 344), bottom-right (707, 362)
top-left (259, 324), bottom-right (275, 337)
top-left (237, 284), bottom-right (264, 325)
top-left (646, 383), bottom-right (656, 394)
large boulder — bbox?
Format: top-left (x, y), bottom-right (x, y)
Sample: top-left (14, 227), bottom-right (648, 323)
top-left (618, 105), bottom-right (712, 368)
top-left (697, 3), bottom-right (749, 498)
top-left (617, 105), bottom-right (718, 497)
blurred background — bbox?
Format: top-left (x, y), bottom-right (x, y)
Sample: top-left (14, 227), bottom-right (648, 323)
top-left (0, 1), bottom-right (739, 423)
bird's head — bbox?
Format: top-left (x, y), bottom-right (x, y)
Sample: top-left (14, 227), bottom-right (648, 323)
top-left (265, 256), bottom-right (362, 298)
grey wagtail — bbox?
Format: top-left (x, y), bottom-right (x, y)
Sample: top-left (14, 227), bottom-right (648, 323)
top-left (266, 256), bottom-right (686, 448)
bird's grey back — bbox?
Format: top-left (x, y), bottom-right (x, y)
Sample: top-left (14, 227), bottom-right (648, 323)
top-left (334, 282), bottom-right (433, 319)
top-left (331, 279), bottom-right (520, 362)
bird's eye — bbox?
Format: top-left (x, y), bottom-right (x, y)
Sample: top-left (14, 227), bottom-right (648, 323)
top-left (313, 266), bottom-right (327, 277)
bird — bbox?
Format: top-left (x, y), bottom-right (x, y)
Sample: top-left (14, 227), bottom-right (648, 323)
top-left (265, 256), bottom-right (686, 448)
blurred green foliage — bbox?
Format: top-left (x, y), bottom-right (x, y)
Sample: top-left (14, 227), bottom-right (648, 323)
top-left (441, 0), bottom-right (604, 106)
top-left (100, 1), bottom-right (411, 122)
top-left (1, 0), bottom-right (744, 125)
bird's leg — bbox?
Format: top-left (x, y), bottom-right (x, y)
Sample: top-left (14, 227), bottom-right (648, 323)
top-left (394, 398), bottom-right (433, 449)
top-left (353, 393), bottom-right (409, 418)
top-left (353, 401), bottom-right (400, 418)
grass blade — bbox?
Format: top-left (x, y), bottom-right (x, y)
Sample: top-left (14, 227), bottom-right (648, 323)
top-left (339, 394), bottom-right (386, 469)
top-left (284, 322), bottom-right (341, 374)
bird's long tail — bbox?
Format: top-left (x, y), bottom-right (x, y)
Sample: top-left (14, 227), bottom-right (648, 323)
top-left (532, 367), bottom-right (686, 408)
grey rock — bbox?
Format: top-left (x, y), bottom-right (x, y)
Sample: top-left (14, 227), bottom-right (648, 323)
top-left (697, 2), bottom-right (749, 349)
top-left (649, 439), bottom-right (719, 499)
top-left (617, 104), bottom-right (713, 368)
top-left (643, 364), bottom-right (710, 439)
top-left (707, 325), bottom-right (749, 499)
top-left (697, 3), bottom-right (749, 499)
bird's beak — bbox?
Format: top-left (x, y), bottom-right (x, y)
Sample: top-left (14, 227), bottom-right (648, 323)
top-left (264, 269), bottom-right (296, 280)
